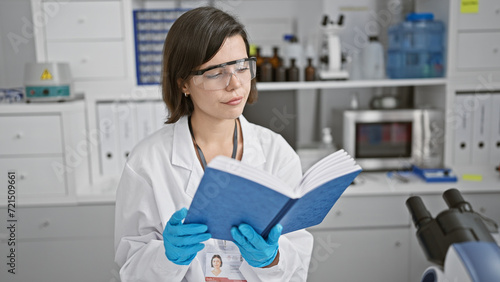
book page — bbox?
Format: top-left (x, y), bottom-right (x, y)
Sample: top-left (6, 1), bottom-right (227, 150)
top-left (298, 149), bottom-right (361, 196)
top-left (208, 156), bottom-right (298, 198)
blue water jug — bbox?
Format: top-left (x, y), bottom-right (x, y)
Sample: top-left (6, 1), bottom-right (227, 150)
top-left (387, 13), bottom-right (445, 79)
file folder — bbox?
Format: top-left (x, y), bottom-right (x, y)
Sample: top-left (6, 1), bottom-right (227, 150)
top-left (96, 103), bottom-right (120, 176)
top-left (490, 94), bottom-right (500, 165)
top-left (471, 94), bottom-right (492, 165)
top-left (135, 101), bottom-right (155, 141)
top-left (116, 103), bottom-right (138, 170)
top-left (453, 95), bottom-right (473, 165)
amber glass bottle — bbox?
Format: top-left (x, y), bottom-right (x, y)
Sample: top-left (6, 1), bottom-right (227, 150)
top-left (286, 58), bottom-right (299, 81)
top-left (260, 57), bottom-right (273, 82)
top-left (255, 47), bottom-right (264, 81)
top-left (269, 47), bottom-right (281, 81)
top-left (305, 58), bottom-right (316, 81)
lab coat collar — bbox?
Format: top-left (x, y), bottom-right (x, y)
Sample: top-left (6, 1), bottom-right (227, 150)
top-left (172, 115), bottom-right (196, 171)
top-left (171, 115), bottom-right (267, 197)
top-left (239, 115), bottom-right (266, 167)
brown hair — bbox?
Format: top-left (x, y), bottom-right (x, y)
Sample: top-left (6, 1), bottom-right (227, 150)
top-left (162, 6), bottom-right (258, 124)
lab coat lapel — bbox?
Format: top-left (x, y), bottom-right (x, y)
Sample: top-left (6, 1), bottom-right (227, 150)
top-left (172, 116), bottom-right (204, 198)
top-left (239, 115), bottom-right (266, 168)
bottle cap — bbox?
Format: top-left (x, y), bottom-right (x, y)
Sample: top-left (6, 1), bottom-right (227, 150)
top-left (406, 13), bottom-right (433, 22)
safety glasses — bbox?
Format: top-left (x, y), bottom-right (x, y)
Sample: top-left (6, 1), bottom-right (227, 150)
top-left (191, 57), bottom-right (256, 90)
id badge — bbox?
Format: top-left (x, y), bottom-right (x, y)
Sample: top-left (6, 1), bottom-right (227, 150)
top-left (205, 240), bottom-right (247, 282)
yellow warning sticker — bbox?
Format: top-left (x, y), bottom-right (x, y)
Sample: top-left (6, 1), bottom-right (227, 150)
top-left (461, 0), bottom-right (479, 13)
top-left (41, 69), bottom-right (53, 80)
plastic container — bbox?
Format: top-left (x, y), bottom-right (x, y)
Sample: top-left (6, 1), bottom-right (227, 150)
top-left (387, 13), bottom-right (445, 79)
top-left (361, 36), bottom-right (385, 79)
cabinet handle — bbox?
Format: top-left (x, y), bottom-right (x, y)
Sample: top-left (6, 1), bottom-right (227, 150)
top-left (40, 220), bottom-right (50, 228)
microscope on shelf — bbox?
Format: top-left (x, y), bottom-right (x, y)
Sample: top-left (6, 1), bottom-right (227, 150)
top-left (406, 188), bottom-right (500, 282)
top-left (318, 14), bottom-right (349, 80)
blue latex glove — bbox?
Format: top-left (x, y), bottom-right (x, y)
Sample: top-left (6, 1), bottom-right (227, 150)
top-left (231, 223), bottom-right (282, 268)
top-left (163, 207), bottom-right (211, 265)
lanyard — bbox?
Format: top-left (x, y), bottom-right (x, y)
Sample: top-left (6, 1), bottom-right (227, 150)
top-left (188, 116), bottom-right (238, 170)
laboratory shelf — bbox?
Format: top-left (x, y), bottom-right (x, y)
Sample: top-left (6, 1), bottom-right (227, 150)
top-left (256, 78), bottom-right (447, 91)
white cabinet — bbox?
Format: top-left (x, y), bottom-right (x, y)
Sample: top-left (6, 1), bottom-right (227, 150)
top-left (0, 115), bottom-right (63, 155)
top-left (308, 228), bottom-right (410, 282)
top-left (36, 0), bottom-right (128, 81)
top-left (446, 0), bottom-right (500, 78)
top-left (307, 195), bottom-right (411, 282)
top-left (44, 1), bottom-right (123, 40)
top-left (0, 204), bottom-right (116, 282)
top-left (0, 157), bottom-right (66, 196)
top-left (457, 32), bottom-right (500, 70)
top-left (457, 1), bottom-right (500, 30)
top-left (0, 101), bottom-right (90, 199)
top-left (46, 41), bottom-right (126, 79)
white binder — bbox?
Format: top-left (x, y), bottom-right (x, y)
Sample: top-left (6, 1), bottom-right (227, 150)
top-left (135, 101), bottom-right (155, 141)
top-left (490, 94), bottom-right (500, 165)
top-left (453, 95), bottom-right (474, 165)
top-left (471, 94), bottom-right (492, 165)
top-left (154, 100), bottom-right (168, 130)
top-left (116, 103), bottom-right (138, 170)
top-left (96, 103), bottom-right (120, 176)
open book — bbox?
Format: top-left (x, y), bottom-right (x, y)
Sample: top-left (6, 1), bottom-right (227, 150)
top-left (184, 149), bottom-right (362, 241)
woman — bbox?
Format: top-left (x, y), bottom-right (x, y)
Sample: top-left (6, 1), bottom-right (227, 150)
top-left (114, 6), bottom-right (313, 281)
top-left (210, 254), bottom-right (223, 277)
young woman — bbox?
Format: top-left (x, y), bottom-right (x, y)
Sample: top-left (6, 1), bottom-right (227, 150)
top-left (114, 6), bottom-right (313, 281)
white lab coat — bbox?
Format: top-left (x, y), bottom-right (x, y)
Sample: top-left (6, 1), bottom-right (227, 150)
top-left (114, 115), bottom-right (314, 282)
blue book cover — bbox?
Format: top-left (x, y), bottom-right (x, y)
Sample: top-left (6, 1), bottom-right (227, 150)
top-left (184, 149), bottom-right (362, 241)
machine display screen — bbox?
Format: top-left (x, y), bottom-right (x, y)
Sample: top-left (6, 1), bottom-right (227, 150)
top-left (355, 122), bottom-right (412, 158)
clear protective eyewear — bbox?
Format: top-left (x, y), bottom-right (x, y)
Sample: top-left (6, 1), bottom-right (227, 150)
top-left (191, 57), bottom-right (256, 90)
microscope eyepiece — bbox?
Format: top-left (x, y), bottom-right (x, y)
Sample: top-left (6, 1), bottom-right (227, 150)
top-left (443, 188), bottom-right (472, 212)
top-left (406, 196), bottom-right (432, 229)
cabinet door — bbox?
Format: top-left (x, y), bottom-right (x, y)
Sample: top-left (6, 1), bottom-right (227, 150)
top-left (457, 0), bottom-right (500, 30)
top-left (0, 204), bottom-right (116, 282)
top-left (44, 1), bottom-right (123, 40)
top-left (0, 156), bottom-right (66, 196)
top-left (307, 228), bottom-right (410, 282)
top-left (0, 238), bottom-right (117, 282)
top-left (0, 115), bottom-right (63, 155)
top-left (457, 32), bottom-right (500, 70)
top-left (47, 41), bottom-right (126, 79)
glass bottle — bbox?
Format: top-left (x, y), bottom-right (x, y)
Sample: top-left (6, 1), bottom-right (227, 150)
top-left (286, 58), bottom-right (299, 81)
top-left (269, 47), bottom-right (281, 81)
top-left (275, 65), bottom-right (287, 82)
top-left (260, 57), bottom-right (273, 82)
top-left (255, 47), bottom-right (264, 81)
top-left (305, 58), bottom-right (316, 81)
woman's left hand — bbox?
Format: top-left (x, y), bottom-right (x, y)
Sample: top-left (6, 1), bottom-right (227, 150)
top-left (231, 223), bottom-right (282, 268)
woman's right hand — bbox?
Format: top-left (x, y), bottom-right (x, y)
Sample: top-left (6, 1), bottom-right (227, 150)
top-left (163, 207), bottom-right (211, 265)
